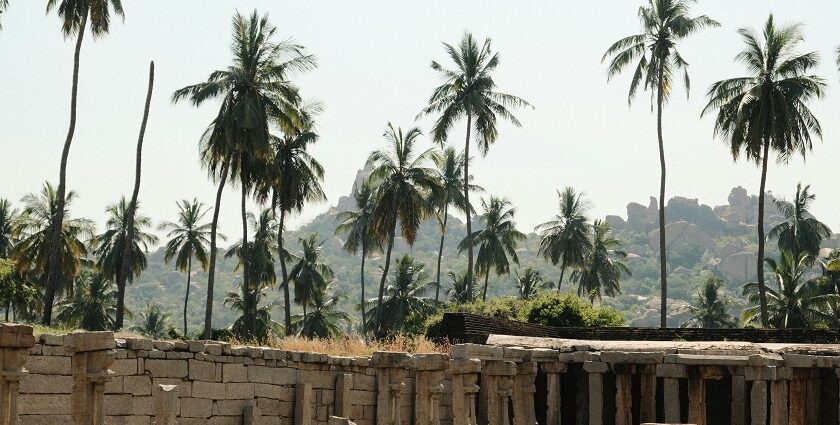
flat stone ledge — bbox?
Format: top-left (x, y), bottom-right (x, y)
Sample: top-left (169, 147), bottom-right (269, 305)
top-left (600, 351), bottom-right (665, 364)
top-left (450, 344), bottom-right (503, 361)
top-left (0, 323), bottom-right (36, 348)
top-left (664, 353), bottom-right (749, 366)
top-left (370, 351), bottom-right (413, 368)
top-left (64, 331), bottom-right (115, 353)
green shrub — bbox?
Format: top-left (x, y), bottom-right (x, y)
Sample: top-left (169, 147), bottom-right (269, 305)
top-left (520, 292), bottom-right (624, 327)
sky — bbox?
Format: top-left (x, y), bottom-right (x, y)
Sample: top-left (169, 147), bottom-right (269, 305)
top-left (1, 1), bottom-right (839, 245)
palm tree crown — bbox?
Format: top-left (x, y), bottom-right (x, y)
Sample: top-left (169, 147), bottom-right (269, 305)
top-left (288, 233), bottom-right (333, 313)
top-left (515, 267), bottom-right (552, 301)
top-left (91, 197), bottom-right (158, 286)
top-left (56, 269), bottom-right (118, 331)
top-left (572, 220), bottom-right (631, 303)
top-left (47, 0), bottom-right (124, 38)
top-left (364, 255), bottom-right (434, 337)
top-left (0, 199), bottom-right (17, 258)
top-left (681, 277), bottom-right (738, 328)
top-left (768, 183), bottom-right (831, 261)
top-left (293, 282), bottom-right (350, 338)
top-left (536, 187), bottom-right (593, 287)
top-left (130, 303), bottom-right (174, 339)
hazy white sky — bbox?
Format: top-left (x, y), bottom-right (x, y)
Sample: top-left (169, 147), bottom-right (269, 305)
top-left (1, 1), bottom-right (839, 242)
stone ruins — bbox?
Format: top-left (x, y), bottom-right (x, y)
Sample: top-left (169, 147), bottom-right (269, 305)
top-left (2, 322), bottom-right (840, 424)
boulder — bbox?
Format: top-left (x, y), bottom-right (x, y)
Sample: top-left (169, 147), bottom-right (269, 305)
top-left (648, 221), bottom-right (716, 253)
top-left (717, 251), bottom-right (757, 284)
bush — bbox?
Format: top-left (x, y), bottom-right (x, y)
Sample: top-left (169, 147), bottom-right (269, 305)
top-left (519, 292), bottom-right (624, 328)
top-left (423, 297), bottom-right (526, 338)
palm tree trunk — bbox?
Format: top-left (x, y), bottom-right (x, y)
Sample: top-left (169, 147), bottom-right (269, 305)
top-left (202, 161), bottom-right (229, 339)
top-left (558, 260), bottom-right (566, 289)
top-left (375, 221), bottom-right (396, 338)
top-left (278, 208), bottom-right (291, 335)
top-left (463, 114), bottom-right (475, 300)
top-left (435, 205), bottom-right (449, 302)
top-left (302, 303), bottom-right (308, 337)
top-left (240, 176), bottom-right (250, 333)
top-left (482, 272), bottom-right (489, 302)
top-left (4, 301), bottom-right (8, 322)
top-left (757, 139), bottom-right (770, 327)
top-left (116, 61), bottom-right (155, 330)
top-left (43, 14), bottom-right (87, 326)
top-left (656, 64), bottom-right (668, 329)
top-left (184, 255), bottom-right (192, 337)
top-left (360, 243), bottom-right (367, 335)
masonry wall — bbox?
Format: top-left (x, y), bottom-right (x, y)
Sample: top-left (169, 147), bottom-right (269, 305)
top-left (19, 335), bottom-right (454, 425)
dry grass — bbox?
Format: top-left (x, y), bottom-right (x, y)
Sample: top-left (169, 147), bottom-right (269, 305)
top-left (230, 334), bottom-right (450, 357)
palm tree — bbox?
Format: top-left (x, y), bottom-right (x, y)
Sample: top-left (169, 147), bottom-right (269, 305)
top-left (515, 267), bottom-right (552, 301)
top-left (703, 15), bottom-right (826, 326)
top-left (292, 282), bottom-right (350, 338)
top-left (0, 0), bottom-right (8, 31)
top-left (115, 60), bottom-right (155, 330)
top-left (431, 147), bottom-right (480, 302)
top-left (90, 197), bottom-right (158, 328)
top-left (0, 199), bottom-right (17, 258)
top-left (535, 187), bottom-right (593, 288)
top-left (14, 183), bottom-right (94, 310)
top-left (56, 270), bottom-right (118, 331)
top-left (335, 180), bottom-right (382, 335)
top-left (573, 220), bottom-right (632, 304)
top-left (43, 0), bottom-right (125, 326)
top-left (681, 277), bottom-right (738, 328)
top-left (768, 183), bottom-right (831, 262)
top-left (743, 252), bottom-right (838, 329)
top-left (172, 10), bottom-right (314, 338)
top-left (224, 281), bottom-right (278, 343)
top-left (420, 32), bottom-right (531, 299)
top-left (288, 233), bottom-right (333, 326)
top-left (459, 196), bottom-right (525, 302)
top-left (446, 271), bottom-right (476, 304)
top-left (603, 0), bottom-right (718, 328)
top-left (258, 102), bottom-right (325, 336)
top-left (130, 303), bottom-right (174, 339)
top-left (363, 255), bottom-right (434, 337)
top-left (367, 123), bottom-right (440, 336)
top-left (159, 199), bottom-right (214, 338)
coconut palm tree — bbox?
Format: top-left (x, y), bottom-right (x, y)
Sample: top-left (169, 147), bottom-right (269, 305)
top-left (535, 187), bottom-right (593, 288)
top-left (367, 124), bottom-right (440, 336)
top-left (0, 199), bottom-right (17, 258)
top-left (90, 198), bottom-right (158, 328)
top-left (292, 282), bottom-right (350, 338)
top-left (703, 15), bottom-right (826, 326)
top-left (681, 277), bottom-right (738, 328)
top-left (335, 180), bottom-right (382, 335)
top-left (515, 267), bottom-right (552, 301)
top-left (159, 199), bottom-right (215, 337)
top-left (115, 60), bottom-right (155, 330)
top-left (56, 269), bottom-right (118, 331)
top-left (363, 255), bottom-right (434, 337)
top-left (14, 183), bottom-right (94, 308)
top-left (573, 220), bottom-right (631, 304)
top-left (43, 0), bottom-right (125, 326)
top-left (288, 233), bottom-right (333, 326)
top-left (419, 32), bottom-right (531, 299)
top-left (768, 183), bottom-right (831, 262)
top-left (743, 252), bottom-right (839, 329)
top-left (172, 10), bottom-right (315, 338)
top-left (224, 282), bottom-right (278, 343)
top-left (0, 0), bottom-right (8, 31)
top-left (446, 271), bottom-right (476, 304)
top-left (459, 196), bottom-right (525, 302)
top-left (257, 102), bottom-right (325, 335)
top-left (603, 0), bottom-right (718, 328)
top-left (431, 147), bottom-right (480, 302)
top-left (130, 303), bottom-right (174, 339)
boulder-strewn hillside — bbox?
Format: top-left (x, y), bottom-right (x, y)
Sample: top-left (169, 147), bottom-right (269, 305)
top-left (127, 183), bottom-right (840, 333)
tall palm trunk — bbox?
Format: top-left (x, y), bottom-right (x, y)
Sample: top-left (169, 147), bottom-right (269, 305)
top-left (375, 219), bottom-right (397, 337)
top-left (756, 140), bottom-right (770, 327)
top-left (434, 205), bottom-right (449, 302)
top-left (116, 61), bottom-right (155, 330)
top-left (481, 272), bottom-right (489, 302)
top-left (43, 14), bottom-right (87, 326)
top-left (183, 255), bottom-right (192, 337)
top-left (463, 114), bottom-right (474, 300)
top-left (656, 65), bottom-right (668, 329)
top-left (558, 260), bottom-right (566, 289)
top-left (202, 161), bottom-right (229, 339)
top-left (360, 243), bottom-right (367, 335)
top-left (277, 208), bottom-right (291, 335)
top-left (240, 176), bottom-right (250, 326)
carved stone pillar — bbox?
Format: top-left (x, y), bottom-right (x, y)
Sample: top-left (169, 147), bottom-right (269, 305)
top-left (335, 373), bottom-right (353, 419)
top-left (66, 331), bottom-right (116, 425)
top-left (730, 373), bottom-right (747, 425)
top-left (638, 364), bottom-right (657, 424)
top-left (373, 351), bottom-right (413, 425)
top-left (750, 380), bottom-right (768, 425)
top-left (582, 362), bottom-right (606, 425)
top-left (296, 382), bottom-right (313, 425)
top-left (449, 359), bottom-right (481, 425)
top-left (789, 369), bottom-right (807, 425)
top-left (154, 384), bottom-right (179, 425)
top-left (482, 361), bottom-right (516, 425)
top-left (770, 379), bottom-right (789, 425)
top-left (540, 362), bottom-right (566, 425)
top-left (656, 363), bottom-right (687, 424)
top-left (513, 361), bottom-right (537, 425)
top-left (611, 364), bottom-right (632, 425)
top-left (0, 323), bottom-right (35, 425)
top-left (414, 353), bottom-right (449, 425)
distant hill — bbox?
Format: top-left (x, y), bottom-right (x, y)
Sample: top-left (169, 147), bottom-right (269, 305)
top-left (127, 178), bottom-right (840, 332)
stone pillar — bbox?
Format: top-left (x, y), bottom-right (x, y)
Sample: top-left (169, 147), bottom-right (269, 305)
top-left (656, 363), bottom-right (686, 424)
top-left (687, 374), bottom-right (706, 425)
top-left (770, 379), bottom-right (788, 425)
top-left (582, 362), bottom-right (606, 425)
top-left (0, 323), bottom-right (35, 425)
top-left (731, 374), bottom-right (748, 425)
top-left (804, 369), bottom-right (820, 425)
top-left (513, 361), bottom-right (537, 425)
top-left (296, 382), bottom-right (314, 425)
top-left (750, 380), bottom-right (768, 425)
top-left (480, 361), bottom-right (516, 425)
top-left (450, 359), bottom-right (481, 425)
top-left (373, 352), bottom-right (413, 425)
top-left (335, 373), bottom-right (353, 419)
top-left (638, 364), bottom-right (657, 424)
top-left (154, 384), bottom-right (179, 425)
top-left (541, 362), bottom-right (566, 425)
top-left (612, 364), bottom-right (632, 425)
top-left (414, 354), bottom-right (448, 425)
top-left (789, 369), bottom-right (807, 425)
top-left (574, 370), bottom-right (587, 425)
top-left (66, 331), bottom-right (116, 425)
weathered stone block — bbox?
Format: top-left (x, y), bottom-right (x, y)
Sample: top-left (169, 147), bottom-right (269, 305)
top-left (64, 331), bottom-right (115, 352)
top-left (19, 394), bottom-right (71, 414)
top-left (111, 358), bottom-right (139, 375)
top-left (190, 359), bottom-right (219, 381)
top-left (371, 351), bottom-right (413, 368)
top-left (124, 375), bottom-right (152, 395)
top-left (225, 382), bottom-right (255, 399)
top-left (247, 365), bottom-right (297, 385)
top-left (145, 359), bottom-right (188, 378)
top-left (193, 381), bottom-right (227, 399)
top-left (26, 355), bottom-right (71, 375)
top-left (223, 363), bottom-right (248, 382)
top-left (20, 374), bottom-right (72, 393)
top-left (104, 394), bottom-right (133, 415)
top-left (449, 344), bottom-right (503, 361)
top-left (180, 397), bottom-right (213, 418)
